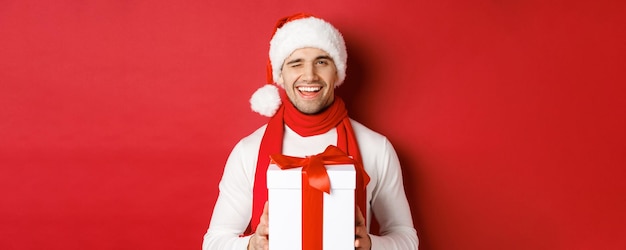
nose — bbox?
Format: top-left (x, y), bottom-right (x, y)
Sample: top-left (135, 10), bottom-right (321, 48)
top-left (300, 63), bottom-right (319, 82)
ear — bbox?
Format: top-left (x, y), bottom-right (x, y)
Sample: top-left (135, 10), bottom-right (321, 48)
top-left (276, 73), bottom-right (284, 87)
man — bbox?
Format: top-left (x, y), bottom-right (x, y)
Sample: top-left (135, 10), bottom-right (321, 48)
top-left (203, 13), bottom-right (418, 249)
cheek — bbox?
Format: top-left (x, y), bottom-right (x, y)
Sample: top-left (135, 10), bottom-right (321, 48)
top-left (323, 72), bottom-right (338, 87)
top-left (279, 71), bottom-right (294, 85)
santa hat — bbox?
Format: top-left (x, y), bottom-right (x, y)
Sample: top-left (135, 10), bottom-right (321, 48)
top-left (249, 13), bottom-right (348, 117)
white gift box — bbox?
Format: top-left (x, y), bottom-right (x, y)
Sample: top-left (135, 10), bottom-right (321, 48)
top-left (267, 164), bottom-right (356, 250)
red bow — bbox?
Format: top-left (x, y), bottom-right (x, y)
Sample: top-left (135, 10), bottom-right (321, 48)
top-left (270, 145), bottom-right (365, 194)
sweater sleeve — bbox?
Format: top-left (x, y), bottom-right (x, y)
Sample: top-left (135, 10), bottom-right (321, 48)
top-left (368, 138), bottom-right (419, 249)
top-left (202, 140), bottom-right (256, 250)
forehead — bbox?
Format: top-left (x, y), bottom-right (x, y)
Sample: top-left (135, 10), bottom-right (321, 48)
top-left (284, 47), bottom-right (332, 61)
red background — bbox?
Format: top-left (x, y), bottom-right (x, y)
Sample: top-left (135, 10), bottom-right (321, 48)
top-left (1, 1), bottom-right (625, 249)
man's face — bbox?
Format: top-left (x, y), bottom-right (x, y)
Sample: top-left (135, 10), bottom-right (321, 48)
top-left (278, 47), bottom-right (338, 114)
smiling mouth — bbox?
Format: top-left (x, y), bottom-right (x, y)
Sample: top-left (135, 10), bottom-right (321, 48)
top-left (296, 86), bottom-right (322, 98)
top-left (297, 86), bottom-right (322, 93)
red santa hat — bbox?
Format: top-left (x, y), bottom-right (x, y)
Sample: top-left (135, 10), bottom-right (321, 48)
top-left (249, 13), bottom-right (348, 117)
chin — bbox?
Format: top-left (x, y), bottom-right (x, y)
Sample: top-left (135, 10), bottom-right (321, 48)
top-left (298, 104), bottom-right (330, 115)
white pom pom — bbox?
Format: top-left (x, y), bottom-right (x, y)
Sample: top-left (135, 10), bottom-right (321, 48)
top-left (250, 84), bottom-right (282, 117)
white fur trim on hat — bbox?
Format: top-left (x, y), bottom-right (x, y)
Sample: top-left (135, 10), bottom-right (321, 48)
top-left (269, 17), bottom-right (347, 87)
top-left (250, 84), bottom-right (281, 117)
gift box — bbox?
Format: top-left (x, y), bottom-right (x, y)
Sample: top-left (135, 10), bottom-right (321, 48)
top-left (267, 163), bottom-right (356, 250)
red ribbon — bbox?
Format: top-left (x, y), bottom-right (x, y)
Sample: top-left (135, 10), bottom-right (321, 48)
top-left (270, 145), bottom-right (368, 250)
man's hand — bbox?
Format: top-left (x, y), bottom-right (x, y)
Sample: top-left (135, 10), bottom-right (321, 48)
top-left (248, 201), bottom-right (269, 250)
top-left (355, 206), bottom-right (371, 249)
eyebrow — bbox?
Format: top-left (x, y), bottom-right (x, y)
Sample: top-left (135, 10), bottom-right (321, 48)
top-left (285, 55), bottom-right (333, 65)
top-left (316, 55), bottom-right (333, 61)
top-left (285, 58), bottom-right (304, 65)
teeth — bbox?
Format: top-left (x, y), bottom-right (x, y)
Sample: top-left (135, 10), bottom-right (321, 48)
top-left (297, 86), bottom-right (321, 92)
